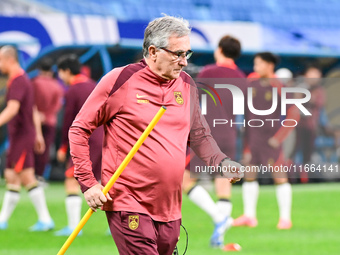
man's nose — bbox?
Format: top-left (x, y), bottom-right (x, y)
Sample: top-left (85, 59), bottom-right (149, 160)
top-left (178, 56), bottom-right (188, 67)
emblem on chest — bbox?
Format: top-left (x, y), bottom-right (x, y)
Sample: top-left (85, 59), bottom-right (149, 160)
top-left (174, 91), bottom-right (184, 105)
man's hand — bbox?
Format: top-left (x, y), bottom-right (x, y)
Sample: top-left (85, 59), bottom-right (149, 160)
top-left (34, 133), bottom-right (45, 154)
top-left (84, 183), bottom-right (112, 212)
top-left (241, 152), bottom-right (252, 166)
top-left (39, 111), bottom-right (46, 123)
top-left (268, 137), bottom-right (280, 149)
top-left (57, 149), bottom-right (67, 162)
top-left (220, 159), bottom-right (244, 183)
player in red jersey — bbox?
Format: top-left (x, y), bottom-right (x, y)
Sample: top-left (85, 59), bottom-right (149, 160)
top-left (295, 64), bottom-right (325, 182)
top-left (54, 55), bottom-right (103, 236)
top-left (68, 16), bottom-right (243, 255)
top-left (233, 52), bottom-right (300, 230)
top-left (0, 46), bottom-right (54, 231)
top-left (32, 58), bottom-right (63, 180)
top-left (183, 35), bottom-right (246, 249)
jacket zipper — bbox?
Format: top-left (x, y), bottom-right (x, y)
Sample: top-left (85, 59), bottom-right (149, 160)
top-left (160, 84), bottom-right (165, 103)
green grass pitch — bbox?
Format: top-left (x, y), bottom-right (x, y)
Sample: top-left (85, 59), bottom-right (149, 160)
top-left (0, 182), bottom-right (339, 254)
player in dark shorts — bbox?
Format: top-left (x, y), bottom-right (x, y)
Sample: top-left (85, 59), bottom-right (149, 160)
top-left (233, 52), bottom-right (300, 230)
top-left (54, 54), bottom-right (103, 236)
top-left (183, 35), bottom-right (246, 249)
top-left (0, 46), bottom-right (54, 231)
top-left (32, 58), bottom-right (63, 179)
top-left (295, 64), bottom-right (325, 182)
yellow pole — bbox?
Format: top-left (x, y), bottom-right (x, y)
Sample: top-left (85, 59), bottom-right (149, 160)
top-left (57, 106), bottom-right (167, 255)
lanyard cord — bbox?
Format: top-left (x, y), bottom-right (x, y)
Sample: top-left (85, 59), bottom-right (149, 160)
top-left (173, 224), bottom-right (189, 255)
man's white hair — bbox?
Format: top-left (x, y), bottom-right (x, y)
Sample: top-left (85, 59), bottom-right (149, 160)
top-left (143, 15), bottom-right (191, 57)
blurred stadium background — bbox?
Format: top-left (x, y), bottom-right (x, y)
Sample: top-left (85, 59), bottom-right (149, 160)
top-left (0, 0), bottom-right (340, 254)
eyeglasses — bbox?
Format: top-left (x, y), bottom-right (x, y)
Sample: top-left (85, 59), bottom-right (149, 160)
top-left (160, 47), bottom-right (193, 60)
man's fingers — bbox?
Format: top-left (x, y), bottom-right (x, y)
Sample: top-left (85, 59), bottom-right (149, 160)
top-left (84, 184), bottom-right (112, 211)
top-left (94, 197), bottom-right (104, 207)
top-left (57, 151), bottom-right (66, 162)
top-left (229, 178), bottom-right (241, 184)
top-left (99, 193), bottom-right (107, 203)
top-left (90, 192), bottom-right (107, 208)
top-left (87, 200), bottom-right (97, 212)
top-left (106, 193), bottom-right (113, 201)
top-left (39, 141), bottom-right (46, 153)
top-left (89, 197), bottom-right (101, 211)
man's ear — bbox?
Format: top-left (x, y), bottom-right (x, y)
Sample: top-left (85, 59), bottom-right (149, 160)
top-left (214, 47), bottom-right (222, 61)
top-left (66, 68), bottom-right (72, 76)
top-left (148, 46), bottom-right (157, 61)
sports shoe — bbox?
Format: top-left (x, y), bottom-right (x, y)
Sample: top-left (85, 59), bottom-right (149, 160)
top-left (37, 176), bottom-right (49, 188)
top-left (54, 226), bottom-right (82, 236)
top-left (211, 234), bottom-right (224, 249)
top-left (106, 227), bottom-right (111, 236)
top-left (29, 220), bottom-right (55, 231)
top-left (210, 217), bottom-right (233, 248)
top-left (0, 221), bottom-right (8, 230)
top-left (233, 215), bottom-right (258, 227)
top-left (277, 219), bottom-right (292, 229)
top-left (223, 243), bottom-right (242, 251)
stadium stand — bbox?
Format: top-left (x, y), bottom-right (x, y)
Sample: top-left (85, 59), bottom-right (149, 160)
top-left (19, 0), bottom-right (340, 29)
top-left (0, 0), bottom-right (56, 16)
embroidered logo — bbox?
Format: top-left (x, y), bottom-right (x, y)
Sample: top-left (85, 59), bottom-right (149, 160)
top-left (265, 91), bottom-right (272, 101)
top-left (174, 91), bottom-right (184, 105)
top-left (136, 94), bottom-right (148, 98)
top-left (268, 158), bottom-right (275, 165)
top-left (128, 215), bottom-right (139, 230)
top-left (137, 99), bottom-right (149, 104)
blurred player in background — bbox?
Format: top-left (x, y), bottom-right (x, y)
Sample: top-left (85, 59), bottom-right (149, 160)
top-left (32, 58), bottom-right (63, 181)
top-left (183, 35), bottom-right (246, 249)
top-left (68, 16), bottom-right (243, 255)
top-left (55, 54), bottom-right (103, 236)
top-left (233, 52), bottom-right (300, 229)
top-left (0, 45), bottom-right (54, 231)
top-left (295, 64), bottom-right (325, 182)
top-left (275, 68), bottom-right (297, 165)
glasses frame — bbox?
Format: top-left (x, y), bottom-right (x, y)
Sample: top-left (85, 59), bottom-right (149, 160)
top-left (160, 47), bottom-right (193, 60)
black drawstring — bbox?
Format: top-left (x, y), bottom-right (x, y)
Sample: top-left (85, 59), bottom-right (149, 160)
top-left (173, 224), bottom-right (188, 255)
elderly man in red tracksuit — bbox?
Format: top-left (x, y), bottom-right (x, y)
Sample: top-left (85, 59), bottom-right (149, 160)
top-left (69, 16), bottom-right (243, 255)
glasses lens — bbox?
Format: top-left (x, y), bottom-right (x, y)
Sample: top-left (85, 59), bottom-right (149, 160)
top-left (186, 51), bottom-right (193, 60)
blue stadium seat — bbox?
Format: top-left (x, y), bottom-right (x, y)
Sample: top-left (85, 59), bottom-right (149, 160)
top-left (210, 8), bottom-right (232, 21)
top-left (28, 0), bottom-right (340, 28)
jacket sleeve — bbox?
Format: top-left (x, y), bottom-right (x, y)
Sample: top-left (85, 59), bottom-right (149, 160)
top-left (69, 68), bottom-right (125, 192)
top-left (51, 83), bottom-right (63, 115)
top-left (189, 83), bottom-right (227, 168)
top-left (273, 105), bottom-right (301, 143)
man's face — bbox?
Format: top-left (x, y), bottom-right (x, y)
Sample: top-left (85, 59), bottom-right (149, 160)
top-left (304, 67), bottom-right (322, 87)
top-left (254, 56), bottom-right (274, 78)
top-left (0, 50), bottom-right (9, 75)
top-left (155, 35), bottom-right (191, 80)
top-left (58, 69), bottom-right (72, 85)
